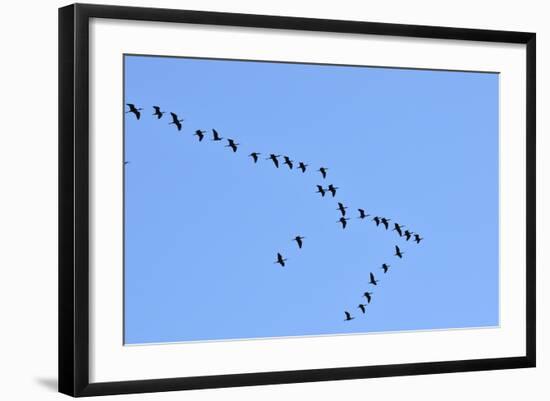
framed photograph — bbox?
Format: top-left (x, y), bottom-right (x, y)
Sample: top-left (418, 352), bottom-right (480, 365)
top-left (59, 3), bottom-right (536, 397)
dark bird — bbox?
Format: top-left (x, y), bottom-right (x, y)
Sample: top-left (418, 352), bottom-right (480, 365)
top-left (394, 245), bottom-right (404, 258)
top-left (298, 162), bottom-right (308, 173)
top-left (212, 129), bottom-right (223, 141)
top-left (344, 311), bottom-right (354, 321)
top-left (358, 304), bottom-right (367, 314)
top-left (124, 161), bottom-right (130, 165)
top-left (381, 263), bottom-right (390, 273)
top-left (327, 184), bottom-right (338, 197)
top-left (194, 130), bottom-right (205, 142)
top-left (381, 217), bottom-right (391, 230)
top-left (337, 202), bottom-right (348, 216)
top-left (358, 209), bottom-right (370, 219)
top-left (316, 185), bottom-right (326, 197)
top-left (404, 230), bottom-right (413, 241)
top-left (283, 156), bottom-right (294, 170)
top-left (318, 167), bottom-right (328, 179)
top-left (275, 252), bottom-right (287, 267)
top-left (372, 216), bottom-right (381, 226)
top-left (152, 106), bottom-right (165, 119)
top-left (369, 272), bottom-right (379, 286)
top-left (414, 234), bottom-right (424, 244)
top-left (337, 217), bottom-right (350, 229)
top-left (363, 291), bottom-right (373, 303)
top-left (225, 138), bottom-right (239, 152)
top-left (293, 235), bottom-right (305, 249)
top-left (392, 223), bottom-right (404, 237)
top-left (126, 103), bottom-right (142, 120)
top-left (267, 154), bottom-right (281, 168)
top-left (169, 112), bottom-right (183, 131)
top-left (249, 152), bottom-right (260, 163)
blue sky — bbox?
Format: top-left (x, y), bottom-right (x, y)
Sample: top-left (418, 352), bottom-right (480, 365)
top-left (124, 55), bottom-right (499, 344)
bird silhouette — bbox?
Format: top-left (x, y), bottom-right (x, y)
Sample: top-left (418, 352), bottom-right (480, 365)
top-left (344, 311), bottom-right (354, 321)
top-left (369, 272), bottom-right (379, 286)
top-left (337, 217), bottom-right (350, 229)
top-left (249, 152), bottom-right (260, 163)
top-left (124, 161), bottom-right (130, 165)
top-left (372, 216), bottom-right (381, 226)
top-left (212, 129), bottom-right (223, 141)
top-left (394, 245), bottom-right (404, 258)
top-left (194, 130), bottom-right (205, 142)
top-left (414, 234), bottom-right (424, 244)
top-left (404, 230), bottom-right (413, 241)
top-left (126, 103), bottom-right (142, 120)
top-left (283, 156), bottom-right (293, 170)
top-left (169, 112), bottom-right (183, 131)
top-left (381, 217), bottom-right (391, 230)
top-left (293, 235), bottom-right (305, 249)
top-left (327, 184), bottom-right (338, 197)
top-left (298, 162), bottom-right (308, 173)
top-left (152, 106), bottom-right (165, 119)
top-left (392, 223), bottom-right (404, 237)
top-left (225, 138), bottom-right (239, 152)
top-left (358, 209), bottom-right (370, 219)
top-left (267, 154), bottom-right (280, 168)
top-left (363, 292), bottom-right (373, 303)
top-left (381, 263), bottom-right (390, 273)
top-left (318, 167), bottom-right (328, 179)
top-left (275, 253), bottom-right (287, 267)
top-left (316, 185), bottom-right (326, 197)
top-left (358, 304), bottom-right (367, 314)
top-left (337, 202), bottom-right (348, 216)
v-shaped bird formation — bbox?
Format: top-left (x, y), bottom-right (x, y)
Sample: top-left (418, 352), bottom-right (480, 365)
top-left (126, 103), bottom-right (425, 323)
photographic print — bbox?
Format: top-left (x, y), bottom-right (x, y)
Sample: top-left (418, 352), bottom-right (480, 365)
top-left (123, 55), bottom-right (499, 345)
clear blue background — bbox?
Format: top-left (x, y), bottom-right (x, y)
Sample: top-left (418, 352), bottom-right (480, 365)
top-left (124, 55), bottom-right (499, 344)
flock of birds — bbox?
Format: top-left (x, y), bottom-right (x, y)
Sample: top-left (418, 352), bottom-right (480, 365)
top-left (126, 103), bottom-right (425, 323)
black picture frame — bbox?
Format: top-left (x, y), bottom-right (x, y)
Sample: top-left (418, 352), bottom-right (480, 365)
top-left (59, 3), bottom-right (536, 397)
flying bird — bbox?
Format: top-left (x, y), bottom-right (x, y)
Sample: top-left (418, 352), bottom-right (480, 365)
top-left (275, 253), bottom-right (287, 267)
top-left (337, 217), bottom-right (350, 229)
top-left (169, 112), bottom-right (183, 131)
top-left (392, 223), bottom-right (404, 237)
top-left (358, 304), bottom-right (367, 314)
top-left (414, 234), bottom-right (424, 244)
top-left (293, 235), bottom-right (305, 249)
top-left (394, 245), bottom-right (404, 258)
top-left (212, 129), bottom-right (223, 141)
top-left (337, 202), bottom-right (347, 216)
top-left (344, 311), bottom-right (354, 321)
top-left (194, 130), bottom-right (205, 142)
top-left (381, 217), bottom-right (391, 230)
top-left (404, 230), bottom-right (413, 241)
top-left (318, 167), bottom-right (328, 179)
top-left (152, 106), bottom-right (165, 119)
top-left (283, 156), bottom-right (293, 170)
top-left (363, 291), bottom-right (373, 303)
top-left (298, 162), bottom-right (308, 173)
top-left (316, 185), bottom-right (326, 197)
top-left (124, 161), bottom-right (130, 165)
top-left (327, 184), bottom-right (338, 197)
top-left (267, 154), bottom-right (280, 168)
top-left (358, 209), bottom-right (370, 219)
top-left (249, 152), bottom-right (260, 163)
top-left (369, 273), bottom-right (380, 285)
top-left (369, 272), bottom-right (379, 286)
top-left (225, 138), bottom-right (239, 152)
top-left (372, 216), bottom-right (381, 226)
top-left (126, 103), bottom-right (142, 120)
top-left (381, 263), bottom-right (390, 273)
